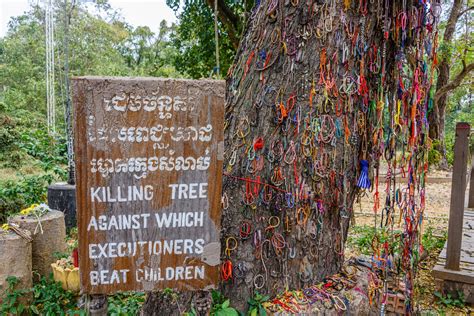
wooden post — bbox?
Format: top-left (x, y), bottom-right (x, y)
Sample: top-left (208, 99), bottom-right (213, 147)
top-left (468, 156), bottom-right (474, 209)
top-left (445, 122), bottom-right (470, 270)
top-left (87, 294), bottom-right (108, 315)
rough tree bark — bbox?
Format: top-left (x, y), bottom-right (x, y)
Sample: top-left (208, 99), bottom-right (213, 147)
top-left (142, 0), bottom-right (435, 314)
top-left (216, 0), bottom-right (400, 310)
top-left (428, 0), bottom-right (464, 168)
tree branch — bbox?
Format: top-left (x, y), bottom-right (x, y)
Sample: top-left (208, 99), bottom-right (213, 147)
top-left (443, 0), bottom-right (463, 43)
top-left (435, 62), bottom-right (474, 101)
top-left (457, 6), bottom-right (474, 19)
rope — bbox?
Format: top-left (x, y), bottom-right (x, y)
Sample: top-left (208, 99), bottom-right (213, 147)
top-left (213, 0), bottom-right (220, 77)
top-left (8, 223), bottom-right (33, 242)
top-left (33, 212), bottom-right (44, 235)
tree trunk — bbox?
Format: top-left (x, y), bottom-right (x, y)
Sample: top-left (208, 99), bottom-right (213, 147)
top-left (141, 291), bottom-right (196, 316)
top-left (219, 0), bottom-right (388, 310)
top-left (437, 95), bottom-right (448, 169)
top-left (429, 0), bottom-right (463, 167)
top-left (142, 0), bottom-right (436, 313)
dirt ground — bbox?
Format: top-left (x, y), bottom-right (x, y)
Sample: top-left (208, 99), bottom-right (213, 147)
top-left (353, 170), bottom-right (454, 230)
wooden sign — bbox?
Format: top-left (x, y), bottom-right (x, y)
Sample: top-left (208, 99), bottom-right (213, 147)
top-left (72, 77), bottom-right (224, 293)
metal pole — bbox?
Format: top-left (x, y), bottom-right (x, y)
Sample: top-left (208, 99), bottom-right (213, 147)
top-left (63, 0), bottom-right (75, 185)
top-left (214, 0), bottom-right (220, 77)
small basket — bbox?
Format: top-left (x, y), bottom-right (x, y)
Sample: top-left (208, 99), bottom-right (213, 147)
top-left (51, 262), bottom-right (80, 293)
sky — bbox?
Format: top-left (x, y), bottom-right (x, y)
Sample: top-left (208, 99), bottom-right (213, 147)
top-left (0, 0), bottom-right (177, 37)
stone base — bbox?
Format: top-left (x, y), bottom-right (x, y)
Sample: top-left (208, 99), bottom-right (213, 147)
top-left (435, 278), bottom-right (474, 305)
top-left (11, 210), bottom-right (67, 279)
top-left (88, 294), bottom-right (108, 316)
top-left (0, 230), bottom-right (32, 303)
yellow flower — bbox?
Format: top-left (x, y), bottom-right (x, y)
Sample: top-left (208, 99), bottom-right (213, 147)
top-left (1, 224), bottom-right (10, 231)
top-left (20, 208), bottom-right (32, 215)
top-left (19, 203), bottom-right (40, 216)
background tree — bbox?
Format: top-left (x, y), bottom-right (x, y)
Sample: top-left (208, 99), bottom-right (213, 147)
top-left (429, 0), bottom-right (473, 167)
top-left (168, 0), bottom-right (244, 78)
top-left (0, 1), bottom-right (181, 221)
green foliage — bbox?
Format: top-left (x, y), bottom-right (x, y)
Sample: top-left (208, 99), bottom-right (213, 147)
top-left (445, 134), bottom-right (455, 166)
top-left (1, 275), bottom-right (84, 316)
top-left (0, 174), bottom-right (55, 223)
top-left (421, 226), bottom-right (447, 253)
top-left (183, 308), bottom-right (198, 316)
top-left (0, 9), bottom-right (48, 117)
top-left (18, 128), bottom-right (68, 177)
top-left (107, 292), bottom-right (145, 316)
top-left (53, 251), bottom-right (70, 260)
top-left (117, 22), bottom-right (181, 78)
top-left (247, 292), bottom-right (269, 316)
top-left (30, 275), bottom-right (84, 315)
top-left (428, 140), bottom-right (443, 166)
top-left (0, 114), bottom-right (66, 171)
top-left (211, 290), bottom-right (239, 316)
top-left (434, 291), bottom-right (466, 308)
top-left (429, 7), bottom-right (472, 159)
top-left (0, 2), bottom-right (183, 201)
top-left (348, 225), bottom-right (447, 256)
top-left (0, 276), bottom-right (28, 315)
top-left (1, 276), bottom-right (150, 315)
top-left (0, 120), bottom-right (68, 223)
top-left (444, 87), bottom-right (474, 166)
top-left (347, 225), bottom-right (402, 255)
top-left (171, 2), bottom-right (237, 78)
top-left (0, 113), bottom-right (22, 168)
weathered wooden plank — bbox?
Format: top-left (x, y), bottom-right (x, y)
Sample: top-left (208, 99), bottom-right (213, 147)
top-left (438, 258), bottom-right (474, 266)
top-left (468, 158), bottom-right (474, 208)
top-left (445, 123), bottom-right (470, 270)
top-left (439, 256), bottom-right (474, 265)
top-left (439, 233), bottom-right (474, 263)
top-left (433, 265), bottom-right (474, 284)
top-left (72, 77), bottom-right (225, 294)
top-left (435, 262), bottom-right (474, 271)
top-left (464, 220), bottom-right (474, 228)
top-left (464, 210), bottom-right (474, 219)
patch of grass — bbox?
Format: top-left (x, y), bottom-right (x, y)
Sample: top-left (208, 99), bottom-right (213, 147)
top-left (211, 290), bottom-right (239, 316)
top-left (108, 292), bottom-right (145, 316)
top-left (30, 275), bottom-right (84, 315)
top-left (0, 275), bottom-right (85, 315)
top-left (346, 225), bottom-right (402, 255)
top-left (347, 224), bottom-right (447, 257)
top-left (0, 164), bottom-right (45, 183)
top-left (434, 291), bottom-right (467, 309)
top-left (1, 275), bottom-right (150, 315)
top-left (0, 276), bottom-right (29, 315)
top-left (422, 226), bottom-right (447, 253)
top-left (0, 168), bottom-right (21, 182)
